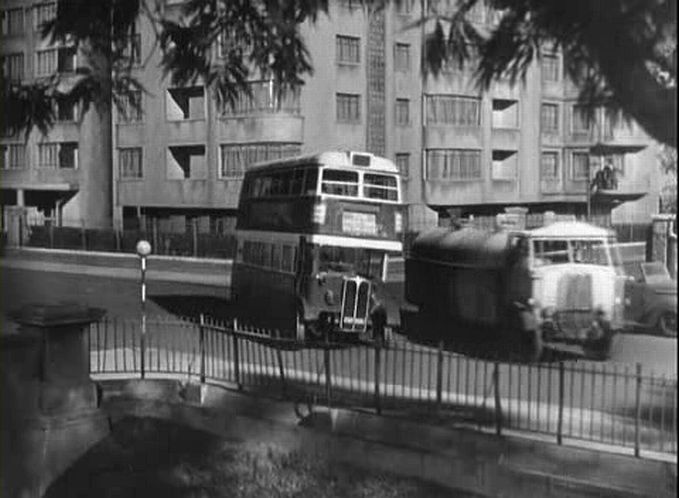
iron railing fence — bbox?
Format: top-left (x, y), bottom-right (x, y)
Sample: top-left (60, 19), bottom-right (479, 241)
top-left (89, 316), bottom-right (677, 458)
top-left (23, 221), bottom-right (238, 259)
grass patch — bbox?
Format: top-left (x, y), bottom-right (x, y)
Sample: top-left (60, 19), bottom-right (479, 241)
top-left (46, 417), bottom-right (478, 497)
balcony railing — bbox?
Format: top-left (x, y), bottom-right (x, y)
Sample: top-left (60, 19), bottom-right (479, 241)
top-left (221, 80), bottom-right (301, 117)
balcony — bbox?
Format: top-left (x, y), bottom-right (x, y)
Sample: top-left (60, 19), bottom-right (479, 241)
top-left (568, 108), bottom-right (649, 153)
top-left (217, 80), bottom-right (304, 143)
top-left (540, 178), bottom-right (563, 195)
top-left (423, 179), bottom-right (484, 207)
top-left (559, 174), bottom-right (648, 207)
top-left (221, 80), bottom-right (301, 117)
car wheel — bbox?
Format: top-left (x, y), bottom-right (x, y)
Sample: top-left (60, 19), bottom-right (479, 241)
top-left (658, 312), bottom-right (677, 337)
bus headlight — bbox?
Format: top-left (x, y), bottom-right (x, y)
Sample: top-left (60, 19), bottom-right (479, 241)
top-left (313, 203), bottom-right (327, 224)
top-left (394, 212), bottom-right (403, 233)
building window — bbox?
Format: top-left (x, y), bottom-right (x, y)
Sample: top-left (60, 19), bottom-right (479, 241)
top-left (1, 143), bottom-right (26, 169)
top-left (394, 43), bottom-right (411, 72)
top-left (541, 103), bottom-right (559, 134)
top-left (56, 100), bottom-right (77, 122)
top-left (38, 142), bottom-right (78, 169)
top-left (491, 99), bottom-right (518, 128)
top-left (426, 95), bottom-right (481, 126)
top-left (491, 150), bottom-right (517, 180)
top-left (35, 46), bottom-right (76, 77)
top-left (123, 33), bottom-right (141, 65)
top-left (219, 142), bottom-right (301, 178)
top-left (541, 151), bottom-right (560, 179)
top-left (395, 153), bottom-right (410, 179)
top-left (35, 49), bottom-right (55, 76)
top-left (167, 145), bottom-right (207, 179)
top-left (166, 86), bottom-right (205, 120)
top-left (118, 148), bottom-right (143, 178)
top-left (221, 80), bottom-right (301, 115)
top-left (2, 8), bottom-right (25, 36)
top-left (116, 90), bottom-right (143, 123)
top-left (336, 35), bottom-right (360, 64)
top-left (426, 149), bottom-right (481, 181)
top-left (541, 53), bottom-right (560, 82)
top-left (2, 53), bottom-right (24, 81)
top-left (571, 151), bottom-right (590, 180)
top-left (572, 105), bottom-right (593, 133)
top-left (336, 93), bottom-right (361, 123)
top-left (33, 2), bottom-right (56, 31)
top-left (395, 98), bottom-right (410, 126)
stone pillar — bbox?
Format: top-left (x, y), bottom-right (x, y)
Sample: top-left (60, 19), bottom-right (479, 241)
top-left (650, 214), bottom-right (677, 278)
top-left (2, 304), bottom-right (109, 498)
top-left (504, 206), bottom-right (529, 230)
top-left (4, 205), bottom-right (28, 246)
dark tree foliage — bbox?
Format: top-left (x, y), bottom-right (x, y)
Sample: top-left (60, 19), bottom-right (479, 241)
top-left (1, 0), bottom-right (676, 148)
top-left (421, 0), bottom-right (676, 147)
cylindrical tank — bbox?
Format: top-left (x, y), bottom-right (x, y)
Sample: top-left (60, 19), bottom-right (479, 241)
top-left (406, 227), bottom-right (513, 306)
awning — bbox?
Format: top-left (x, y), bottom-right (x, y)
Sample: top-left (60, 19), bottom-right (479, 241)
top-left (589, 142), bottom-right (647, 155)
top-left (592, 189), bottom-right (647, 205)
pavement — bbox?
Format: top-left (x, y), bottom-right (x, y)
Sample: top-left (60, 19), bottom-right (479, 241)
top-left (1, 246), bottom-right (232, 287)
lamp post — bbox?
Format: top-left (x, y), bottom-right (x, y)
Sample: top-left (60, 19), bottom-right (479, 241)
top-left (136, 239), bottom-right (152, 378)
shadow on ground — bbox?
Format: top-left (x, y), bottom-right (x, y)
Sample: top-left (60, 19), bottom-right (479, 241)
top-left (45, 416), bottom-right (475, 498)
top-left (149, 294), bottom-right (236, 322)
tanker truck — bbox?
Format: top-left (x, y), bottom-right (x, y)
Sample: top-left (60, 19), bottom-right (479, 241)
top-left (401, 219), bottom-right (627, 361)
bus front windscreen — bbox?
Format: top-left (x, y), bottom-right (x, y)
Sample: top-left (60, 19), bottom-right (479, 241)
top-left (318, 246), bottom-right (385, 279)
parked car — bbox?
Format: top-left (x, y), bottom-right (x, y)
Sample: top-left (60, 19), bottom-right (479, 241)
top-left (624, 261), bottom-right (677, 337)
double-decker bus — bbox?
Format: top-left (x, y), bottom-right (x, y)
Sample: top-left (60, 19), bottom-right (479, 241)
top-left (231, 151), bottom-right (404, 340)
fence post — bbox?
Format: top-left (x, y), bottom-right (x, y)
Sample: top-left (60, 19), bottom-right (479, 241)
top-left (18, 215), bottom-right (23, 247)
top-left (199, 314), bottom-right (206, 384)
top-left (374, 341), bottom-right (382, 415)
top-left (48, 220), bottom-right (54, 249)
top-left (324, 335), bottom-right (332, 408)
top-left (634, 362), bottom-right (642, 458)
top-left (152, 218), bottom-right (159, 256)
top-left (192, 218), bottom-right (199, 257)
top-left (435, 340), bottom-right (444, 408)
top-left (81, 220), bottom-right (87, 251)
top-left (493, 360), bottom-right (502, 436)
top-left (140, 316), bottom-right (146, 379)
top-left (232, 318), bottom-right (241, 391)
top-left (557, 361), bottom-right (565, 445)
top-left (275, 330), bottom-right (287, 397)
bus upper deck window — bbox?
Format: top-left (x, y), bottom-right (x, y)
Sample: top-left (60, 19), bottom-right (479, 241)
top-left (321, 169), bottom-right (359, 197)
top-left (363, 173), bottom-right (398, 201)
top-left (304, 168), bottom-right (319, 195)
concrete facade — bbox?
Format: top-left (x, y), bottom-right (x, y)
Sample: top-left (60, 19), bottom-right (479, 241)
top-left (1, 0), bottom-right (661, 232)
top-left (1, 0), bottom-right (112, 228)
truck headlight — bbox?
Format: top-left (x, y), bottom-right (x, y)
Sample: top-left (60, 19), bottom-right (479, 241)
top-left (324, 290), bottom-right (336, 305)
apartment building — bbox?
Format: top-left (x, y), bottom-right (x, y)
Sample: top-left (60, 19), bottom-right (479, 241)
top-left (1, 0), bottom-right (113, 228)
top-left (1, 0), bottom-right (660, 233)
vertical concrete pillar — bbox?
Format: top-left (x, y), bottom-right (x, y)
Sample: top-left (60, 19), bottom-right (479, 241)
top-left (2, 304), bottom-right (109, 498)
top-left (5, 205), bottom-right (28, 246)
